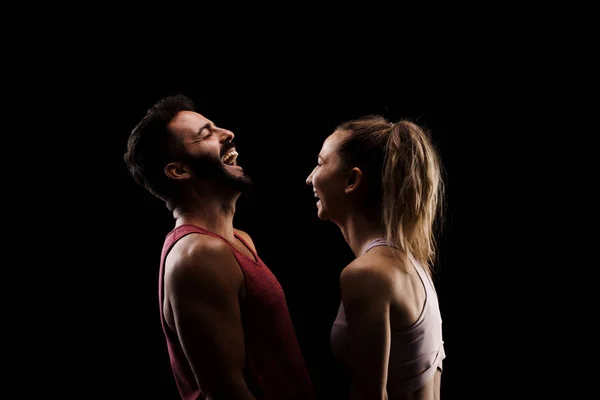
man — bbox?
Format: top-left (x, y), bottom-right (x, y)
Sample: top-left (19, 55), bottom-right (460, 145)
top-left (123, 94), bottom-right (315, 400)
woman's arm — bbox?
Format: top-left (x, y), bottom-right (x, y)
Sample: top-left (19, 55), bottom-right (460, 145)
top-left (340, 262), bottom-right (391, 400)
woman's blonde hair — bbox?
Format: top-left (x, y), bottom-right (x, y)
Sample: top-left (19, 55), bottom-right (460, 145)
top-left (335, 115), bottom-right (445, 277)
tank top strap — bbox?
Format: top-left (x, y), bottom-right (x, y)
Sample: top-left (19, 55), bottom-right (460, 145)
top-left (361, 237), bottom-right (395, 256)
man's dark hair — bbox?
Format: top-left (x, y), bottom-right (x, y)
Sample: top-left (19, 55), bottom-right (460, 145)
top-left (124, 94), bottom-right (195, 205)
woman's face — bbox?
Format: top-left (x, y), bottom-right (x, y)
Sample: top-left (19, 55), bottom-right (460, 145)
top-left (306, 130), bottom-right (350, 222)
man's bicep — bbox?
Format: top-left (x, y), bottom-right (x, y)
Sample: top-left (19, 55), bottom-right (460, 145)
top-left (173, 288), bottom-right (247, 389)
top-left (167, 243), bottom-right (248, 395)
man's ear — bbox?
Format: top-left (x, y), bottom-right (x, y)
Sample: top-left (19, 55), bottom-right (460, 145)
top-left (164, 162), bottom-right (191, 181)
top-left (345, 167), bottom-right (363, 194)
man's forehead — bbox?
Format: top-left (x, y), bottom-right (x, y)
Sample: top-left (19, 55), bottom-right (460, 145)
top-left (168, 111), bottom-right (210, 135)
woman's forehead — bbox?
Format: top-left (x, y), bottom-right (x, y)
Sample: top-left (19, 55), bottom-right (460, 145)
top-left (321, 130), bottom-right (347, 155)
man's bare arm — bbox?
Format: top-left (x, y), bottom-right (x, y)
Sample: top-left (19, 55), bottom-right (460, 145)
top-left (165, 235), bottom-right (255, 399)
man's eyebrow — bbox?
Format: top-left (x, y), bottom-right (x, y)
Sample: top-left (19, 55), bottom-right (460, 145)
top-left (196, 122), bottom-right (211, 135)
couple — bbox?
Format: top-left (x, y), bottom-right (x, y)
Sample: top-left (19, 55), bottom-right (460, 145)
top-left (123, 94), bottom-right (446, 400)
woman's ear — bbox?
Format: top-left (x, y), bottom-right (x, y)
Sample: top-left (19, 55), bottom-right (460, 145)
top-left (345, 167), bottom-right (363, 194)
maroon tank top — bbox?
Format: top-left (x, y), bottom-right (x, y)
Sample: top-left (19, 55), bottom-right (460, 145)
top-left (158, 224), bottom-right (315, 400)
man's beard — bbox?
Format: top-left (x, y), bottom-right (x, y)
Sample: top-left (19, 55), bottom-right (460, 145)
top-left (185, 153), bottom-right (252, 194)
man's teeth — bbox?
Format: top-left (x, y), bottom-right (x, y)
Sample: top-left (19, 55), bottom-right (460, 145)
top-left (222, 150), bottom-right (238, 165)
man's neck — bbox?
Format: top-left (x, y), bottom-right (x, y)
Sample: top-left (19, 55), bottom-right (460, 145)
top-left (173, 196), bottom-right (238, 242)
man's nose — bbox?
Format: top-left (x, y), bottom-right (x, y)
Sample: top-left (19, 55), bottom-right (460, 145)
top-left (220, 128), bottom-right (234, 142)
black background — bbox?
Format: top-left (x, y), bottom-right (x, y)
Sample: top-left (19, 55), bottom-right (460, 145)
top-left (9, 9), bottom-right (570, 396)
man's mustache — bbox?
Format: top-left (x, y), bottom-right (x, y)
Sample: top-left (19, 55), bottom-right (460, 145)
top-left (221, 141), bottom-right (237, 158)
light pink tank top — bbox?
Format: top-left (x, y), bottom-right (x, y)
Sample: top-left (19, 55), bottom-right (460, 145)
top-left (330, 238), bottom-right (446, 395)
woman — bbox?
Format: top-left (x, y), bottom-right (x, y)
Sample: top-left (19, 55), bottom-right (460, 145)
top-left (306, 115), bottom-right (446, 399)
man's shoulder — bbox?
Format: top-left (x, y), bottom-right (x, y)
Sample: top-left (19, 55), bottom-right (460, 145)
top-left (163, 233), bottom-right (244, 313)
top-left (166, 233), bottom-right (239, 283)
top-left (173, 231), bottom-right (231, 256)
top-left (233, 228), bottom-right (256, 252)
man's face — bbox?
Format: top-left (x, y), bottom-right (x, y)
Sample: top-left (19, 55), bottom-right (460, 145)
top-left (167, 111), bottom-right (252, 192)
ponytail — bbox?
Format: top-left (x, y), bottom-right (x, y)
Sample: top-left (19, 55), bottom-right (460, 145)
top-left (382, 121), bottom-right (444, 277)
